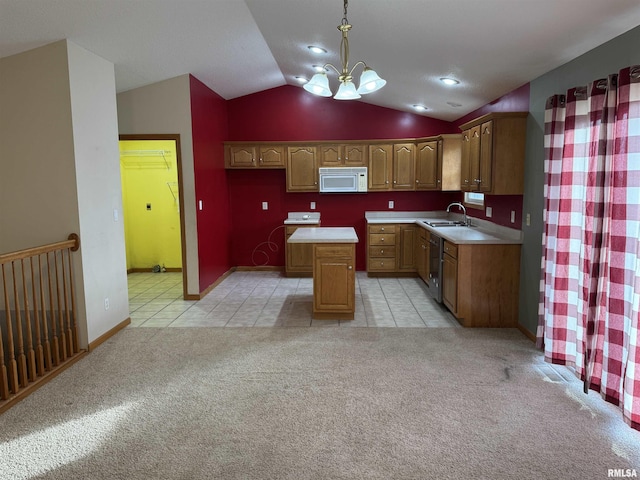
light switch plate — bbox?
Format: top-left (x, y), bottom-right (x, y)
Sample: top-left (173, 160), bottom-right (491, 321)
top-left (526, 213), bottom-right (531, 226)
top-left (486, 206), bottom-right (492, 218)
top-left (310, 202), bottom-right (316, 210)
top-left (198, 200), bottom-right (203, 211)
top-left (388, 201), bottom-right (394, 209)
top-left (262, 201), bottom-right (268, 210)
top-left (510, 210), bottom-right (515, 223)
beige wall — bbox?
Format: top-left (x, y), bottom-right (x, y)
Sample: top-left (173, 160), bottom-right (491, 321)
top-left (116, 76), bottom-right (199, 296)
top-left (0, 41), bottom-right (79, 251)
top-left (67, 41), bottom-right (129, 343)
top-left (0, 40), bottom-right (129, 346)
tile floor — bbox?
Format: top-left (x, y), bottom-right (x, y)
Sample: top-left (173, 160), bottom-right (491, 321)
top-left (127, 271), bottom-right (460, 328)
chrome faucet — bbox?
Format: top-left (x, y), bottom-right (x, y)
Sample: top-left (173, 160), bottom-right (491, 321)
top-left (446, 202), bottom-right (469, 226)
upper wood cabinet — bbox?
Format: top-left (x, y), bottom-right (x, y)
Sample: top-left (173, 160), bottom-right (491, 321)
top-left (415, 140), bottom-right (438, 190)
top-left (368, 144), bottom-right (393, 191)
top-left (368, 143), bottom-right (416, 191)
top-left (286, 145), bottom-right (318, 192)
top-left (318, 144), bottom-right (367, 167)
top-left (392, 143), bottom-right (416, 190)
top-left (459, 112), bottom-right (528, 195)
top-left (225, 144), bottom-right (286, 168)
top-left (416, 134), bottom-right (461, 191)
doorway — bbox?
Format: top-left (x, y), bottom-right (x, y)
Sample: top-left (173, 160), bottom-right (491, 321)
top-left (119, 134), bottom-right (188, 300)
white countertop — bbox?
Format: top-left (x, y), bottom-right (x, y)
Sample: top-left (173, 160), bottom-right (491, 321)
top-left (284, 212), bottom-right (321, 225)
top-left (365, 211), bottom-right (522, 245)
top-left (288, 227), bottom-right (359, 243)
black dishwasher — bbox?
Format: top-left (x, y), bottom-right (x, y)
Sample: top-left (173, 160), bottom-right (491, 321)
top-left (428, 233), bottom-right (444, 303)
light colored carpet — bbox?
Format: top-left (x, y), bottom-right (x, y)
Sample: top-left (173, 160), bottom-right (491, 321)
top-left (1, 327), bottom-right (639, 479)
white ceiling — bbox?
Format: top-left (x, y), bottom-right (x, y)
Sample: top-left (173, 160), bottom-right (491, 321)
top-left (1, 0), bottom-right (639, 121)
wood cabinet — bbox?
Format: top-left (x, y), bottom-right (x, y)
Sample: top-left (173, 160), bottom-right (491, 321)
top-left (285, 226), bottom-right (314, 276)
top-left (368, 144), bottom-right (393, 191)
top-left (442, 241), bottom-right (458, 314)
top-left (368, 143), bottom-right (416, 191)
top-left (392, 143), bottom-right (416, 190)
top-left (313, 244), bottom-right (356, 319)
top-left (397, 224), bottom-right (417, 272)
top-left (286, 145), bottom-right (318, 192)
top-left (367, 224), bottom-right (397, 272)
top-left (459, 112), bottom-right (528, 194)
top-left (415, 134), bottom-right (462, 191)
top-left (366, 223), bottom-right (417, 274)
top-left (318, 144), bottom-right (367, 167)
top-left (416, 228), bottom-right (429, 282)
top-left (225, 144), bottom-right (285, 168)
top-left (440, 240), bottom-right (521, 327)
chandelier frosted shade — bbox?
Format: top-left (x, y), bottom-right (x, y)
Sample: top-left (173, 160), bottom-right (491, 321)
top-left (356, 67), bottom-right (386, 94)
top-left (334, 81), bottom-right (360, 100)
top-left (303, 72), bottom-right (332, 97)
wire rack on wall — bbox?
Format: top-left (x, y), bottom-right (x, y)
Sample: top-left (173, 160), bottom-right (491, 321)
top-left (119, 150), bottom-right (172, 170)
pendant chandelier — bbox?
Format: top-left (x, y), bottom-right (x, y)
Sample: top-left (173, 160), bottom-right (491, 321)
top-left (303, 0), bottom-right (386, 100)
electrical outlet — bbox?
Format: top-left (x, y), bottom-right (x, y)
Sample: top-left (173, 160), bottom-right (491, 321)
top-left (262, 202), bottom-right (268, 210)
top-left (310, 202), bottom-right (316, 210)
top-left (104, 298), bottom-right (110, 310)
top-left (198, 200), bottom-right (203, 211)
top-left (113, 209), bottom-right (118, 222)
top-left (526, 213), bottom-right (531, 226)
top-left (510, 210), bottom-right (515, 223)
top-left (388, 201), bottom-right (394, 209)
top-left (485, 206), bottom-right (492, 218)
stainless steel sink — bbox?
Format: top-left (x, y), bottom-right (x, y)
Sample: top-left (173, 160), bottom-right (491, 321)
top-left (425, 221), bottom-right (467, 227)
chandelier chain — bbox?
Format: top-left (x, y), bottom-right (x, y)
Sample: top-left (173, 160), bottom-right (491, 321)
top-left (342, 0), bottom-right (349, 25)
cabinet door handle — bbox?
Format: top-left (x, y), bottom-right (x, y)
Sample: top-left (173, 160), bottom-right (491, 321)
top-left (259, 157), bottom-right (263, 163)
top-left (348, 266), bottom-right (353, 270)
top-left (381, 249), bottom-right (384, 254)
top-left (393, 180), bottom-right (397, 184)
top-left (380, 238), bottom-right (385, 242)
top-left (380, 227), bottom-right (385, 231)
top-left (416, 179), bottom-right (419, 183)
top-left (252, 158), bottom-right (255, 163)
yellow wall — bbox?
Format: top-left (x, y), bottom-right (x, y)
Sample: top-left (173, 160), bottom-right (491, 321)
top-left (120, 140), bottom-right (182, 270)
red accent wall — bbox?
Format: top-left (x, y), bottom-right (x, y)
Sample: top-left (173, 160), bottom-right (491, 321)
top-left (227, 85), bottom-right (457, 141)
top-left (190, 75), bottom-right (232, 291)
top-left (227, 85), bottom-right (461, 268)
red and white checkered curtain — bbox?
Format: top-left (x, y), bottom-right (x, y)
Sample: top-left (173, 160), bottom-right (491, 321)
top-left (538, 65), bottom-right (640, 431)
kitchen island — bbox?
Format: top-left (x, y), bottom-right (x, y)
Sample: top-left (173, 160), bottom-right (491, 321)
top-left (287, 227), bottom-right (358, 320)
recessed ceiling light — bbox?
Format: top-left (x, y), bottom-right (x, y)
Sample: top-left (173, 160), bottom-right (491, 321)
top-left (312, 64), bottom-right (326, 72)
top-left (295, 76), bottom-right (308, 83)
top-left (413, 104), bottom-right (428, 111)
top-left (447, 102), bottom-right (462, 107)
top-left (440, 77), bottom-right (460, 86)
top-left (308, 46), bottom-right (327, 54)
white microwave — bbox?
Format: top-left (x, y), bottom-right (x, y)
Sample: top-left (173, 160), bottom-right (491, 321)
top-left (319, 167), bottom-right (368, 193)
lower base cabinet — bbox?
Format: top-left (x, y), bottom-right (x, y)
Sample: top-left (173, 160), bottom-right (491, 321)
top-left (442, 241), bottom-right (520, 327)
top-left (313, 244), bottom-right (355, 319)
top-left (285, 226), bottom-right (313, 276)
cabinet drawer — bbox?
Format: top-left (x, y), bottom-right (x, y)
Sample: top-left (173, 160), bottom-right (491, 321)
top-left (369, 233), bottom-right (396, 246)
top-left (444, 241), bottom-right (458, 259)
top-left (368, 246), bottom-right (397, 258)
top-left (368, 258), bottom-right (396, 271)
top-left (369, 224), bottom-right (395, 234)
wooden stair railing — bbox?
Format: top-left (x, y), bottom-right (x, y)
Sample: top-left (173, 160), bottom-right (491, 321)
top-left (0, 234), bottom-right (83, 411)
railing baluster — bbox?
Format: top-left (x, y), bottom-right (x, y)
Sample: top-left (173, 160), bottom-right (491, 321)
top-left (20, 259), bottom-right (37, 382)
top-left (11, 262), bottom-right (28, 388)
top-left (47, 252), bottom-right (60, 367)
top-left (0, 269), bottom-right (10, 400)
top-left (66, 245), bottom-right (79, 354)
top-left (62, 249), bottom-right (74, 356)
top-left (38, 255), bottom-right (52, 372)
top-left (30, 256), bottom-right (45, 376)
top-left (54, 251), bottom-right (67, 362)
top-left (1, 264), bottom-right (19, 394)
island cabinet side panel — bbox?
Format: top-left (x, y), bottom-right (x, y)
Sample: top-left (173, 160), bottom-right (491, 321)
top-left (455, 244), bottom-right (521, 328)
top-left (313, 244), bottom-right (356, 317)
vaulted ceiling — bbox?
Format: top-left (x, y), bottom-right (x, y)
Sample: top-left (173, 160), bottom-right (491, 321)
top-left (1, 0), bottom-right (639, 120)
